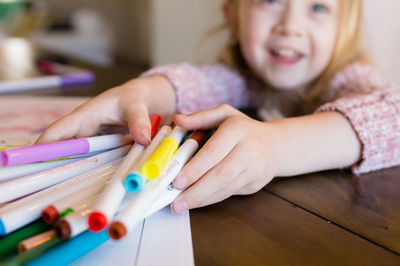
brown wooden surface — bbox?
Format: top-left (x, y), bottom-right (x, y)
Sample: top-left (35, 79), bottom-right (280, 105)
top-left (191, 190), bottom-right (400, 266)
top-left (1, 39), bottom-right (399, 265)
top-left (266, 167), bottom-right (400, 255)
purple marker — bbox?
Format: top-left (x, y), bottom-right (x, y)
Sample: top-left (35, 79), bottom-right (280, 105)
top-left (0, 72), bottom-right (95, 94)
top-left (0, 134), bottom-right (133, 167)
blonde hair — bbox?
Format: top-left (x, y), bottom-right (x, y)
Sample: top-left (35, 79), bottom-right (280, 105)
top-left (219, 0), bottom-right (368, 101)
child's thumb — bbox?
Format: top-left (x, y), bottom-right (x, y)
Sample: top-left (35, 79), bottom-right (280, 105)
top-left (174, 104), bottom-right (241, 130)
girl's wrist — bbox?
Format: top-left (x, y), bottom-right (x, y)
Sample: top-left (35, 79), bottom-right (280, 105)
top-left (266, 112), bottom-right (361, 177)
top-left (261, 120), bottom-right (286, 178)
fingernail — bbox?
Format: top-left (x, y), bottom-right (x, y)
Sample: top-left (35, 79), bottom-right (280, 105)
top-left (172, 200), bottom-right (187, 214)
top-left (173, 176), bottom-right (187, 189)
top-left (175, 113), bottom-right (188, 119)
top-left (140, 129), bottom-right (151, 143)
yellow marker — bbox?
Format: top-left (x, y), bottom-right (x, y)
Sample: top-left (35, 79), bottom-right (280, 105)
top-left (141, 126), bottom-right (187, 179)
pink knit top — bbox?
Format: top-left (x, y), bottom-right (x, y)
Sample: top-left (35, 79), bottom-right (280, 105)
top-left (142, 63), bottom-right (400, 175)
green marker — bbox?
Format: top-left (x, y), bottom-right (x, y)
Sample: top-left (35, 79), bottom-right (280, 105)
top-left (60, 208), bottom-right (74, 217)
top-left (0, 220), bottom-right (51, 260)
top-left (0, 210), bottom-right (72, 260)
top-left (0, 238), bottom-right (63, 266)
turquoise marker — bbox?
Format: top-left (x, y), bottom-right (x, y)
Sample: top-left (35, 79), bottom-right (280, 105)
top-left (123, 126), bottom-right (173, 192)
top-left (25, 230), bottom-right (109, 266)
top-left (124, 172), bottom-right (145, 192)
top-left (123, 131), bottom-right (193, 192)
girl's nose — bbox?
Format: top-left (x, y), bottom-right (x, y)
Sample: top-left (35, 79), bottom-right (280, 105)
top-left (272, 7), bottom-right (304, 38)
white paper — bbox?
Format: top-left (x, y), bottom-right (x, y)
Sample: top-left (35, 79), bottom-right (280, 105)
top-left (71, 207), bottom-right (194, 266)
top-left (137, 207), bottom-right (194, 266)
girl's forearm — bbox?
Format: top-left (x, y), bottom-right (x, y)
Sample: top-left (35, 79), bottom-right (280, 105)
top-left (272, 112), bottom-right (361, 176)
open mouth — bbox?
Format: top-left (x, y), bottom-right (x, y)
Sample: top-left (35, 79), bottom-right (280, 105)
top-left (269, 48), bottom-right (304, 65)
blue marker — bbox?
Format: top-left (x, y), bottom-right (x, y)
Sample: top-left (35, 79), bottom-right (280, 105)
top-left (0, 219), bottom-right (5, 236)
top-left (25, 230), bottom-right (109, 266)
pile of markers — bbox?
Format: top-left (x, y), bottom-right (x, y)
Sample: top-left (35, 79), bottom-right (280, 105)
top-left (0, 114), bottom-right (207, 265)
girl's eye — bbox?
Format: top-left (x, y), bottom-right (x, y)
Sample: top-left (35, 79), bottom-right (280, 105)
top-left (311, 4), bottom-right (329, 13)
top-left (262, 0), bottom-right (280, 5)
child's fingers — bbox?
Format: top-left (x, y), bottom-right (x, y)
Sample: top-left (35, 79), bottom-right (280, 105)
top-left (188, 179), bottom-right (245, 209)
top-left (35, 113), bottom-right (86, 144)
top-left (172, 145), bottom-right (245, 213)
top-left (172, 123), bottom-right (239, 190)
top-left (174, 104), bottom-right (243, 130)
top-left (122, 101), bottom-right (151, 145)
top-left (236, 180), bottom-right (264, 195)
top-left (35, 93), bottom-right (117, 144)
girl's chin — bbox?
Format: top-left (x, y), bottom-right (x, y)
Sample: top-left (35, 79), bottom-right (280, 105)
top-left (263, 78), bottom-right (305, 91)
top-left (272, 85), bottom-right (300, 91)
top-left (257, 68), bottom-right (307, 90)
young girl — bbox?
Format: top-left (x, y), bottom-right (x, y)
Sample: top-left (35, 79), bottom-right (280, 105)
top-left (37, 0), bottom-right (400, 214)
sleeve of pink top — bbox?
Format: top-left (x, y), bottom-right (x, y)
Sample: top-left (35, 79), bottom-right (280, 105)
top-left (316, 63), bottom-right (400, 174)
top-left (140, 63), bottom-right (258, 114)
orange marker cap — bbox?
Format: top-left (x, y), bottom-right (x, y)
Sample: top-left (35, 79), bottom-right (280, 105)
top-left (108, 221), bottom-right (127, 240)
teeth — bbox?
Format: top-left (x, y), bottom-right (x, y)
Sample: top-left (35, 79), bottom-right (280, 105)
top-left (273, 48), bottom-right (298, 57)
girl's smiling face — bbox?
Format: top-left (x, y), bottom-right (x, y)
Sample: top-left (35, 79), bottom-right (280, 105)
top-left (237, 0), bottom-right (339, 90)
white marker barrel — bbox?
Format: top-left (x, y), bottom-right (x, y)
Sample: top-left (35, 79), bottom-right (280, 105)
top-left (0, 158), bottom-right (122, 235)
top-left (0, 146), bottom-right (129, 204)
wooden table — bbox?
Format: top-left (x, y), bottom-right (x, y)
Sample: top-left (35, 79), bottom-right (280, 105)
top-left (192, 168), bottom-right (400, 265)
top-left (1, 39), bottom-right (399, 265)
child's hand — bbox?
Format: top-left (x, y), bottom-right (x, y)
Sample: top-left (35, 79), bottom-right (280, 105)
top-left (171, 104), bottom-right (282, 214)
top-left (36, 76), bottom-right (176, 145)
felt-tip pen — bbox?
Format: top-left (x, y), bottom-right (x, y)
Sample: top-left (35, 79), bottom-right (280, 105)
top-left (140, 126), bottom-right (187, 179)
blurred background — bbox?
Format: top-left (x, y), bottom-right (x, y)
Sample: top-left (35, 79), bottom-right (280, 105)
top-left (0, 0), bottom-right (399, 83)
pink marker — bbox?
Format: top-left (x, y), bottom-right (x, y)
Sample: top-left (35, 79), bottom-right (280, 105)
top-left (0, 134), bottom-right (133, 167)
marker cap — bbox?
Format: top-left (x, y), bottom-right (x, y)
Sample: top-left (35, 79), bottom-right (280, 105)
top-left (108, 221), bottom-right (127, 240)
top-left (124, 172), bottom-right (145, 192)
top-left (0, 138), bottom-right (90, 167)
top-left (42, 205), bottom-right (60, 224)
top-left (141, 138), bottom-right (177, 179)
top-left (60, 72), bottom-right (95, 87)
top-left (88, 212), bottom-right (108, 232)
top-left (37, 60), bottom-right (56, 73)
top-left (189, 130), bottom-right (207, 144)
top-left (55, 220), bottom-right (72, 239)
